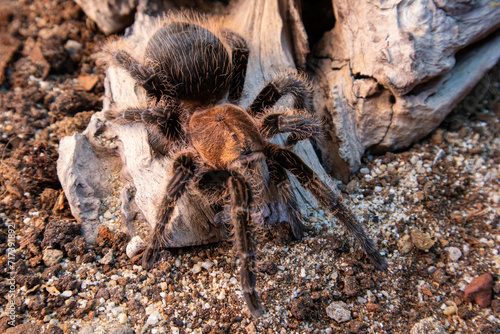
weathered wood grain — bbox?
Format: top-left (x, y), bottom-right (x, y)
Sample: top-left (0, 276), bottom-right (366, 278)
top-left (58, 0), bottom-right (335, 245)
top-left (312, 0), bottom-right (500, 171)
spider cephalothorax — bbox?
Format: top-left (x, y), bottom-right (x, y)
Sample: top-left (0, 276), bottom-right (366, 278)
top-left (105, 12), bottom-right (386, 318)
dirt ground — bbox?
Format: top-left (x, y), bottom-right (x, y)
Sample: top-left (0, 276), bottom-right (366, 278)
top-left (0, 1), bottom-right (499, 333)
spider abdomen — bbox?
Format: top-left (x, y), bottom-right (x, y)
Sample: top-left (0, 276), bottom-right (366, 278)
top-left (188, 105), bottom-right (265, 169)
top-left (144, 22), bottom-right (232, 106)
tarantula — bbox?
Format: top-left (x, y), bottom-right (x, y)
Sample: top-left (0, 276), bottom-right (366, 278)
top-left (105, 12), bottom-right (387, 317)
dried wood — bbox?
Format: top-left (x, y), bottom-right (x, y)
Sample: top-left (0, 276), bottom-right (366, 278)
top-left (58, 0), bottom-right (336, 245)
top-left (311, 0), bottom-right (500, 171)
top-left (61, 0), bottom-right (500, 245)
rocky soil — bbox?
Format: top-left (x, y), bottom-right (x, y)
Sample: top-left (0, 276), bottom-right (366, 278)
top-left (0, 1), bottom-right (499, 333)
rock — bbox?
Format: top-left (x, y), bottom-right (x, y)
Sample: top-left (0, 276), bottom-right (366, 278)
top-left (108, 324), bottom-right (135, 334)
top-left (5, 324), bottom-right (38, 334)
top-left (100, 249), bottom-right (114, 265)
top-left (64, 235), bottom-right (86, 259)
top-left (360, 167), bottom-right (370, 174)
top-left (349, 321), bottom-right (368, 334)
top-left (77, 74), bottom-right (99, 91)
top-left (410, 316), bottom-right (446, 334)
top-left (192, 263), bottom-right (202, 274)
top-left (398, 234), bottom-right (413, 254)
top-left (146, 312), bottom-right (159, 326)
top-left (200, 261), bottom-right (214, 270)
top-left (39, 36), bottom-right (68, 72)
top-left (326, 301), bottom-right (351, 323)
top-left (245, 322), bottom-right (257, 334)
top-left (346, 179), bottom-right (358, 194)
top-left (64, 39), bottom-right (82, 56)
top-left (42, 249), bottom-right (64, 267)
top-left (457, 306), bottom-right (472, 320)
top-left (290, 296), bottom-right (315, 320)
top-left (448, 247), bottom-right (462, 261)
top-left (96, 288), bottom-right (110, 300)
top-left (118, 313), bottom-right (128, 324)
top-left (81, 252), bottom-right (96, 263)
top-left (0, 33), bottom-right (21, 85)
top-left (432, 268), bottom-right (448, 285)
top-left (78, 325), bottom-right (94, 334)
top-left (463, 273), bottom-right (493, 307)
top-left (41, 220), bottom-right (81, 249)
top-left (411, 229), bottom-right (435, 252)
top-left (74, 0), bottom-right (137, 34)
top-left (60, 290), bottom-right (73, 298)
top-left (126, 236), bottom-right (146, 259)
top-left (50, 90), bottom-right (99, 116)
top-left (442, 304), bottom-right (457, 315)
top-left (343, 276), bottom-right (360, 297)
top-left (431, 130), bottom-right (444, 145)
top-left (365, 302), bottom-right (381, 313)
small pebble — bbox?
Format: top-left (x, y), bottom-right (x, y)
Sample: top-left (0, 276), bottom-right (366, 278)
top-left (410, 316), bottom-right (446, 334)
top-left (411, 229), bottom-right (435, 251)
top-left (443, 304), bottom-right (457, 315)
top-left (100, 250), bottom-right (114, 265)
top-left (60, 290), bottom-right (72, 298)
top-left (448, 247), bottom-right (462, 261)
top-left (464, 273), bottom-right (493, 307)
top-left (146, 312), bottom-right (160, 326)
top-left (398, 234), bottom-right (413, 254)
top-left (126, 236), bottom-right (147, 259)
top-left (360, 167), bottom-right (370, 174)
top-left (64, 39), bottom-right (83, 55)
top-left (326, 301), bottom-right (351, 323)
top-left (346, 179), bottom-right (358, 194)
top-left (78, 325), bottom-right (94, 334)
top-left (192, 263), bottom-right (202, 274)
top-left (43, 249), bottom-right (64, 267)
top-left (200, 261), bottom-right (213, 270)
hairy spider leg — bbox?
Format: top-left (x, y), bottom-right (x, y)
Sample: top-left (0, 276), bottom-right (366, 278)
top-left (222, 30), bottom-right (250, 102)
top-left (248, 73), bottom-right (311, 116)
top-left (142, 153), bottom-right (197, 269)
top-left (142, 158), bottom-right (264, 316)
top-left (110, 49), bottom-right (167, 102)
top-left (265, 143), bottom-right (388, 271)
top-left (197, 170), bottom-right (263, 317)
top-left (268, 162), bottom-right (304, 239)
top-left (228, 174), bottom-right (264, 318)
top-left (105, 104), bottom-right (186, 155)
top-left (259, 111), bottom-right (322, 148)
top-left (248, 73), bottom-right (313, 147)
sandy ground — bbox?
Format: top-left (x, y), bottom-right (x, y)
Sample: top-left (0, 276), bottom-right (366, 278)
top-left (0, 1), bottom-right (499, 333)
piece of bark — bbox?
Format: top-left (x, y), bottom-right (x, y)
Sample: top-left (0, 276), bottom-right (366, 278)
top-left (0, 33), bottom-right (21, 85)
top-left (75, 0), bottom-right (229, 34)
top-left (74, 0), bottom-right (138, 35)
top-left (58, 0), bottom-right (337, 245)
top-left (311, 0), bottom-right (500, 171)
